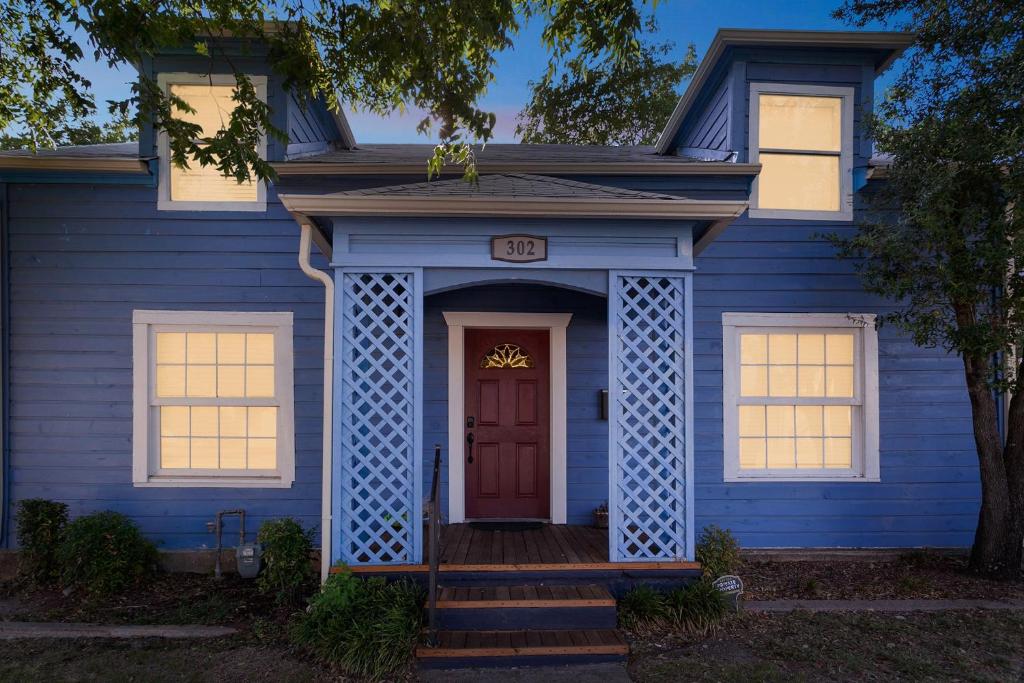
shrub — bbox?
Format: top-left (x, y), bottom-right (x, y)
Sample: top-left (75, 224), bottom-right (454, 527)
top-left (256, 517), bottom-right (314, 603)
top-left (15, 499), bottom-right (69, 586)
top-left (696, 525), bottom-right (741, 580)
top-left (56, 511), bottom-right (158, 596)
top-left (291, 568), bottom-right (424, 680)
top-left (619, 581), bottom-right (728, 636)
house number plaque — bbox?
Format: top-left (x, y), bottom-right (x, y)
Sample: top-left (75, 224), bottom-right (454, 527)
top-left (491, 235), bottom-right (547, 263)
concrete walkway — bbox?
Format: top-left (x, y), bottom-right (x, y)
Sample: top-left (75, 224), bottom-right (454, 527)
top-left (745, 598), bottom-right (1024, 613)
top-left (0, 621), bottom-right (237, 640)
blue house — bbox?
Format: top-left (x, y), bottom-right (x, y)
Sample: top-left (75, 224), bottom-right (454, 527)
top-left (0, 28), bottom-right (976, 591)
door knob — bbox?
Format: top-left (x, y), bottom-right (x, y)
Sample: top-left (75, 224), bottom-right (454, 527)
top-left (466, 433), bottom-right (474, 464)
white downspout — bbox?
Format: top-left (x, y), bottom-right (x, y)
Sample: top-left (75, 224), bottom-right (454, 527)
top-left (297, 222), bottom-right (335, 582)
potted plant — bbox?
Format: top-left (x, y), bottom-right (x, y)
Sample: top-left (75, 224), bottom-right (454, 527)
top-left (593, 501), bottom-right (609, 529)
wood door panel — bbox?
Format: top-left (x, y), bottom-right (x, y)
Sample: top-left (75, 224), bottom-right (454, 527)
top-left (464, 328), bottom-right (550, 519)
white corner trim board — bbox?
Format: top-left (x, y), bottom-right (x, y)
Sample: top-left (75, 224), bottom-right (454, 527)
top-left (443, 312), bottom-right (572, 524)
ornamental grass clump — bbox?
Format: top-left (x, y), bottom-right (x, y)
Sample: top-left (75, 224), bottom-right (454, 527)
top-left (290, 568), bottom-right (424, 681)
top-left (56, 511), bottom-right (158, 596)
top-left (15, 499), bottom-right (69, 586)
top-left (619, 581), bottom-right (728, 636)
top-left (695, 524), bottom-right (741, 580)
top-left (256, 517), bottom-right (314, 604)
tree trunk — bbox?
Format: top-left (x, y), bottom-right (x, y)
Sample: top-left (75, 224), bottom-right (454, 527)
top-left (961, 350), bottom-right (1021, 577)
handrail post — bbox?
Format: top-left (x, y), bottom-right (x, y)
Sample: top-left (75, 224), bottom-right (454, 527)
top-left (427, 444), bottom-right (442, 646)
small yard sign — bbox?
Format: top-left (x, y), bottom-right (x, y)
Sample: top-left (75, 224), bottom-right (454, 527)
top-left (712, 574), bottom-right (744, 612)
top-left (491, 234), bottom-right (547, 263)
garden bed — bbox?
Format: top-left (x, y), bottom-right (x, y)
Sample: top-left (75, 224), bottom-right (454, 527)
top-left (740, 551), bottom-right (1024, 601)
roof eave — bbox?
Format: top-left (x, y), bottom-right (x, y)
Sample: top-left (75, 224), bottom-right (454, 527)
top-left (0, 156), bottom-right (152, 174)
top-left (278, 194), bottom-right (748, 221)
top-left (654, 29), bottom-right (917, 155)
top-left (273, 161), bottom-right (761, 177)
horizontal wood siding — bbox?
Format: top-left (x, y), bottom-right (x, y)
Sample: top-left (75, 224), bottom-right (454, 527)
top-left (423, 285), bottom-right (608, 525)
top-left (693, 212), bottom-right (978, 548)
top-left (4, 182), bottom-right (327, 548)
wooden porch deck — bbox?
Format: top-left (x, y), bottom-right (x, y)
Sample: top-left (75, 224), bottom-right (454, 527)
top-left (343, 523), bottom-right (700, 574)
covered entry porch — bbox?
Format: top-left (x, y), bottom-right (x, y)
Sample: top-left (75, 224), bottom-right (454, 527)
top-left (279, 173), bottom-right (747, 571)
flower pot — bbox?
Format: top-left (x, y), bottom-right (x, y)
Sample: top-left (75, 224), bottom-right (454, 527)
top-left (593, 510), bottom-right (609, 529)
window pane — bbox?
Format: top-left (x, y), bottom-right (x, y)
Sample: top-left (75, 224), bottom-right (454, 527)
top-left (826, 366), bottom-right (854, 397)
top-left (191, 438), bottom-right (219, 468)
top-left (796, 438), bottom-right (824, 468)
top-left (248, 407), bottom-right (277, 438)
top-left (766, 405), bottom-right (795, 437)
top-left (824, 438), bottom-right (852, 468)
top-left (740, 334), bottom-right (768, 364)
top-left (248, 439), bottom-right (276, 469)
top-left (768, 334), bottom-right (797, 365)
top-left (220, 406), bottom-right (247, 438)
top-left (798, 334), bottom-right (825, 364)
top-left (217, 366), bottom-right (246, 397)
top-left (758, 153), bottom-right (840, 212)
top-left (738, 406), bottom-right (766, 437)
top-left (161, 437), bottom-right (189, 468)
top-left (741, 365), bottom-right (768, 397)
top-left (768, 365), bottom-right (797, 397)
top-left (160, 406), bottom-right (190, 437)
top-left (824, 406), bottom-right (852, 437)
top-left (187, 333), bottom-right (216, 364)
top-left (190, 406), bottom-right (219, 437)
top-left (759, 94), bottom-right (841, 152)
top-left (156, 365), bottom-right (186, 397)
top-left (766, 438), bottom-right (795, 467)
top-left (186, 365), bottom-right (217, 397)
top-left (170, 84), bottom-right (236, 138)
top-left (826, 334), bottom-right (855, 364)
top-left (246, 334), bottom-right (275, 364)
top-left (246, 366), bottom-right (275, 397)
top-left (217, 333), bottom-right (246, 364)
top-left (739, 438), bottom-right (766, 469)
top-left (797, 365), bottom-right (825, 397)
top-left (220, 438), bottom-right (247, 469)
top-left (156, 333), bottom-right (186, 364)
top-left (795, 406), bottom-right (823, 436)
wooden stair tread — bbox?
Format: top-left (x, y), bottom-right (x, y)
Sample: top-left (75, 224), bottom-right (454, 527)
top-left (436, 583), bottom-right (614, 608)
top-left (417, 629), bottom-right (628, 658)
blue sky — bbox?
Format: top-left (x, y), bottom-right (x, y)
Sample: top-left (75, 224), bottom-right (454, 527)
top-left (77, 0), bottom-right (896, 143)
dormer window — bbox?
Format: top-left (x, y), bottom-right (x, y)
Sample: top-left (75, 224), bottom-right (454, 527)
top-left (749, 84), bottom-right (854, 220)
top-left (157, 74), bottom-right (267, 212)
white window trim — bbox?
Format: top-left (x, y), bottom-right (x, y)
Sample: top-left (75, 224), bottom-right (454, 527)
top-left (132, 310), bottom-right (295, 488)
top-left (748, 82), bottom-right (855, 221)
top-left (722, 312), bottom-right (879, 483)
top-left (156, 72), bottom-right (268, 212)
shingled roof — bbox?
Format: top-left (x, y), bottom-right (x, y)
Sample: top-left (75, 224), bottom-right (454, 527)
top-left (339, 173), bottom-right (683, 201)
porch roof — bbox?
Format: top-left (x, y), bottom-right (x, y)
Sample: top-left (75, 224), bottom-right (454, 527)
top-left (278, 173), bottom-right (748, 223)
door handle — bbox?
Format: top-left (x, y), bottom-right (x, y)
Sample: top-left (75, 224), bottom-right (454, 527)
top-left (466, 433), bottom-right (474, 464)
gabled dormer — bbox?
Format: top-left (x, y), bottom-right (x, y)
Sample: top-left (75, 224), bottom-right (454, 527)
top-left (137, 35), bottom-right (354, 212)
top-left (656, 29), bottom-right (914, 221)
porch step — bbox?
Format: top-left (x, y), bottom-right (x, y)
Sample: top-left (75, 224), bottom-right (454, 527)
top-left (416, 628), bottom-right (628, 669)
top-left (435, 584), bottom-right (617, 630)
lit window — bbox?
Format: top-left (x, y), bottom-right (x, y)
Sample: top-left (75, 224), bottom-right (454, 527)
top-left (132, 311), bottom-right (294, 487)
top-left (157, 74), bottom-right (267, 211)
top-left (723, 313), bottom-right (878, 482)
top-left (750, 84), bottom-right (853, 219)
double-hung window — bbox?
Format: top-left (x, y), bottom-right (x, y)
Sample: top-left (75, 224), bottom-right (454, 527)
top-left (749, 83), bottom-right (854, 220)
top-left (722, 313), bottom-right (879, 482)
top-left (157, 73), bottom-right (267, 211)
top-left (132, 311), bottom-right (294, 487)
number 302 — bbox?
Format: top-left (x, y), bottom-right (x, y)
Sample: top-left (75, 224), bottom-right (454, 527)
top-left (505, 239), bottom-right (535, 256)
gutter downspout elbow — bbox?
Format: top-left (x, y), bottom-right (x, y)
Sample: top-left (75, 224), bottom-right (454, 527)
top-left (297, 222), bottom-right (335, 583)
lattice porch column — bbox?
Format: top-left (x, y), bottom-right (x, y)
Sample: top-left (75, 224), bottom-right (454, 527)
top-left (334, 269), bottom-right (423, 565)
top-left (608, 271), bottom-right (694, 562)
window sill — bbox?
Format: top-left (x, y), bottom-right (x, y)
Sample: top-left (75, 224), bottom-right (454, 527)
top-left (133, 476), bottom-right (293, 489)
top-left (748, 207), bottom-right (853, 222)
top-left (725, 474), bottom-right (879, 483)
top-left (156, 199), bottom-right (267, 213)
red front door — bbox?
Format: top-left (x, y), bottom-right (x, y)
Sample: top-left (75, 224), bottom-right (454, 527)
top-left (464, 328), bottom-right (551, 519)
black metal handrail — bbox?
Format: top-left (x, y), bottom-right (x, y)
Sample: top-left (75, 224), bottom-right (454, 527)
top-left (427, 444), bottom-right (442, 646)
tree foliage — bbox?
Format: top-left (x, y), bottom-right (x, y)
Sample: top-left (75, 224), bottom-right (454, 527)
top-left (516, 22), bottom-right (696, 146)
top-left (831, 0), bottom-right (1024, 577)
top-left (0, 1), bottom-right (654, 181)
top-left (0, 111), bottom-right (136, 151)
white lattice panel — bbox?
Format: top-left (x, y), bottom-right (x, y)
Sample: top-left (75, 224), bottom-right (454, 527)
top-left (338, 271), bottom-right (420, 564)
top-left (610, 274), bottom-right (688, 561)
